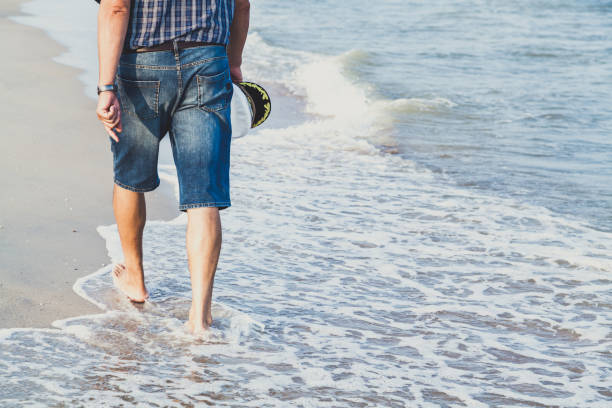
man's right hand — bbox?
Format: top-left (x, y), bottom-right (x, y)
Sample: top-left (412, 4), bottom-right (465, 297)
top-left (230, 65), bottom-right (243, 83)
top-left (96, 91), bottom-right (122, 142)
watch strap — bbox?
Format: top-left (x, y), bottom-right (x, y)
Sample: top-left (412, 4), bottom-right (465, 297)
top-left (97, 83), bottom-right (118, 95)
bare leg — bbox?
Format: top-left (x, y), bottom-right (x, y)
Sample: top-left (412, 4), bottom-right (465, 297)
top-left (111, 183), bottom-right (149, 302)
top-left (185, 207), bottom-right (222, 333)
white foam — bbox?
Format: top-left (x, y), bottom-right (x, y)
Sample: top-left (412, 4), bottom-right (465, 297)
top-left (241, 33), bottom-right (451, 149)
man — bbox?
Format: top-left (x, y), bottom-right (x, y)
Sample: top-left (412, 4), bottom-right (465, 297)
top-left (95, 0), bottom-right (250, 334)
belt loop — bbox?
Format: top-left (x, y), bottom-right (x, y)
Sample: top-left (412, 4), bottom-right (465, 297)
top-left (172, 38), bottom-right (180, 57)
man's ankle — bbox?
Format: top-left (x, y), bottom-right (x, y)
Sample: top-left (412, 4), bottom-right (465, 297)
top-left (122, 262), bottom-right (144, 276)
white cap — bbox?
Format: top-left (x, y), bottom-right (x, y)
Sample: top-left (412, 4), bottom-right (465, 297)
top-left (230, 84), bottom-right (253, 139)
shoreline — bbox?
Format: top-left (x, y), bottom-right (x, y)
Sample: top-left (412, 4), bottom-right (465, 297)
top-left (0, 0), bottom-right (177, 329)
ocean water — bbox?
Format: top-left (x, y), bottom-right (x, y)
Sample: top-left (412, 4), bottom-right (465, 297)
top-left (3, 0), bottom-right (611, 407)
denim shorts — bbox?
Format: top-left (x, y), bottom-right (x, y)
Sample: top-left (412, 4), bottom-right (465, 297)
top-left (112, 41), bottom-right (233, 211)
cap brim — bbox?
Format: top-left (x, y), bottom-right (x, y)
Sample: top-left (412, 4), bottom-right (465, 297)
top-left (236, 81), bottom-right (271, 128)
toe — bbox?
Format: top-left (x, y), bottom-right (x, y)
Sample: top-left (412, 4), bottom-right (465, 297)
top-left (113, 264), bottom-right (125, 277)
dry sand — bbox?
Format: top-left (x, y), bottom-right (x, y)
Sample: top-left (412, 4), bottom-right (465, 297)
top-left (0, 0), bottom-right (177, 328)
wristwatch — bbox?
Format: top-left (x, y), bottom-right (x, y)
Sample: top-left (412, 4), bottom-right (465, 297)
top-left (97, 83), bottom-right (118, 95)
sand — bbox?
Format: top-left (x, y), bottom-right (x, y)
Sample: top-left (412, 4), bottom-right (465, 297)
top-left (0, 0), bottom-right (177, 328)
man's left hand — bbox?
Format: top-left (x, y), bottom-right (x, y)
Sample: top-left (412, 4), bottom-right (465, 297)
top-left (96, 91), bottom-right (122, 142)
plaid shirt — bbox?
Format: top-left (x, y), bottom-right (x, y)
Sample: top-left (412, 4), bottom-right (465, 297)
top-left (96, 0), bottom-right (234, 49)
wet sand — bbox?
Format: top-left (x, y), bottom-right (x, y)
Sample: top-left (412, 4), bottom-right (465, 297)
top-left (0, 0), bottom-right (177, 328)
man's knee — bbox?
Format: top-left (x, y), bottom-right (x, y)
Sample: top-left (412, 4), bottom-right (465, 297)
top-left (186, 207), bottom-right (221, 228)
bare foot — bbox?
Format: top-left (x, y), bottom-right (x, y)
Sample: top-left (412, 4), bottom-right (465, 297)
top-left (111, 263), bottom-right (149, 303)
top-left (184, 306), bottom-right (213, 334)
top-left (184, 319), bottom-right (210, 334)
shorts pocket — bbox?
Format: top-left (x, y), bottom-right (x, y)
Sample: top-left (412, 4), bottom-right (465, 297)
top-left (117, 76), bottom-right (160, 120)
top-left (197, 69), bottom-right (233, 112)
